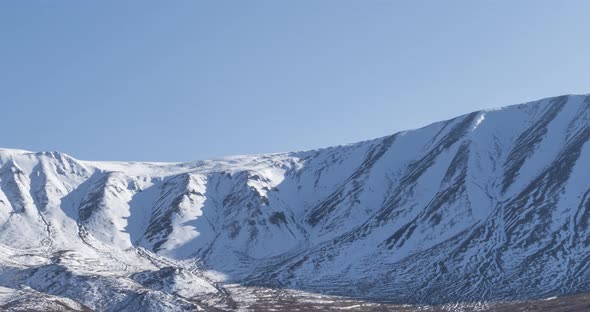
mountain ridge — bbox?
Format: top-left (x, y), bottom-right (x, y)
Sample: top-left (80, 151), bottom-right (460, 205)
top-left (6, 94), bottom-right (586, 164)
top-left (1, 93), bottom-right (590, 311)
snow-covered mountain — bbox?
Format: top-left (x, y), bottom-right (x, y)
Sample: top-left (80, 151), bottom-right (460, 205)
top-left (1, 94), bottom-right (590, 311)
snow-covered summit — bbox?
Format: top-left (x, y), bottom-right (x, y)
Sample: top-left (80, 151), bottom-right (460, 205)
top-left (1, 94), bottom-right (590, 311)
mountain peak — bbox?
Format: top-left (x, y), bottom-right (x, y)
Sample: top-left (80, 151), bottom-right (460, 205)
top-left (1, 94), bottom-right (590, 310)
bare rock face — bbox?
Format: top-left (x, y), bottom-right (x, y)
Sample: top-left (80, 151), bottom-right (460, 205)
top-left (1, 94), bottom-right (590, 311)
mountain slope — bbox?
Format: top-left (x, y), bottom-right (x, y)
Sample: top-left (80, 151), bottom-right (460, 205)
top-left (1, 94), bottom-right (590, 310)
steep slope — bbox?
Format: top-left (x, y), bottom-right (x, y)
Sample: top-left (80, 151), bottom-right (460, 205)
top-left (1, 94), bottom-right (590, 310)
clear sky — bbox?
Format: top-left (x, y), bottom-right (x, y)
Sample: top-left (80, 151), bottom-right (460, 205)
top-left (1, 1), bottom-right (590, 162)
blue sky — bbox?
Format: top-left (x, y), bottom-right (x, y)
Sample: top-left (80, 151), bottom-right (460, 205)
top-left (1, 1), bottom-right (590, 161)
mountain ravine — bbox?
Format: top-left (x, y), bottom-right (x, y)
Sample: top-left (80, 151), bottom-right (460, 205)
top-left (2, 94), bottom-right (590, 311)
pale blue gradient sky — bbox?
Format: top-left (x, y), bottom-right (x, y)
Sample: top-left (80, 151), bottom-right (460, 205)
top-left (1, 1), bottom-right (589, 161)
